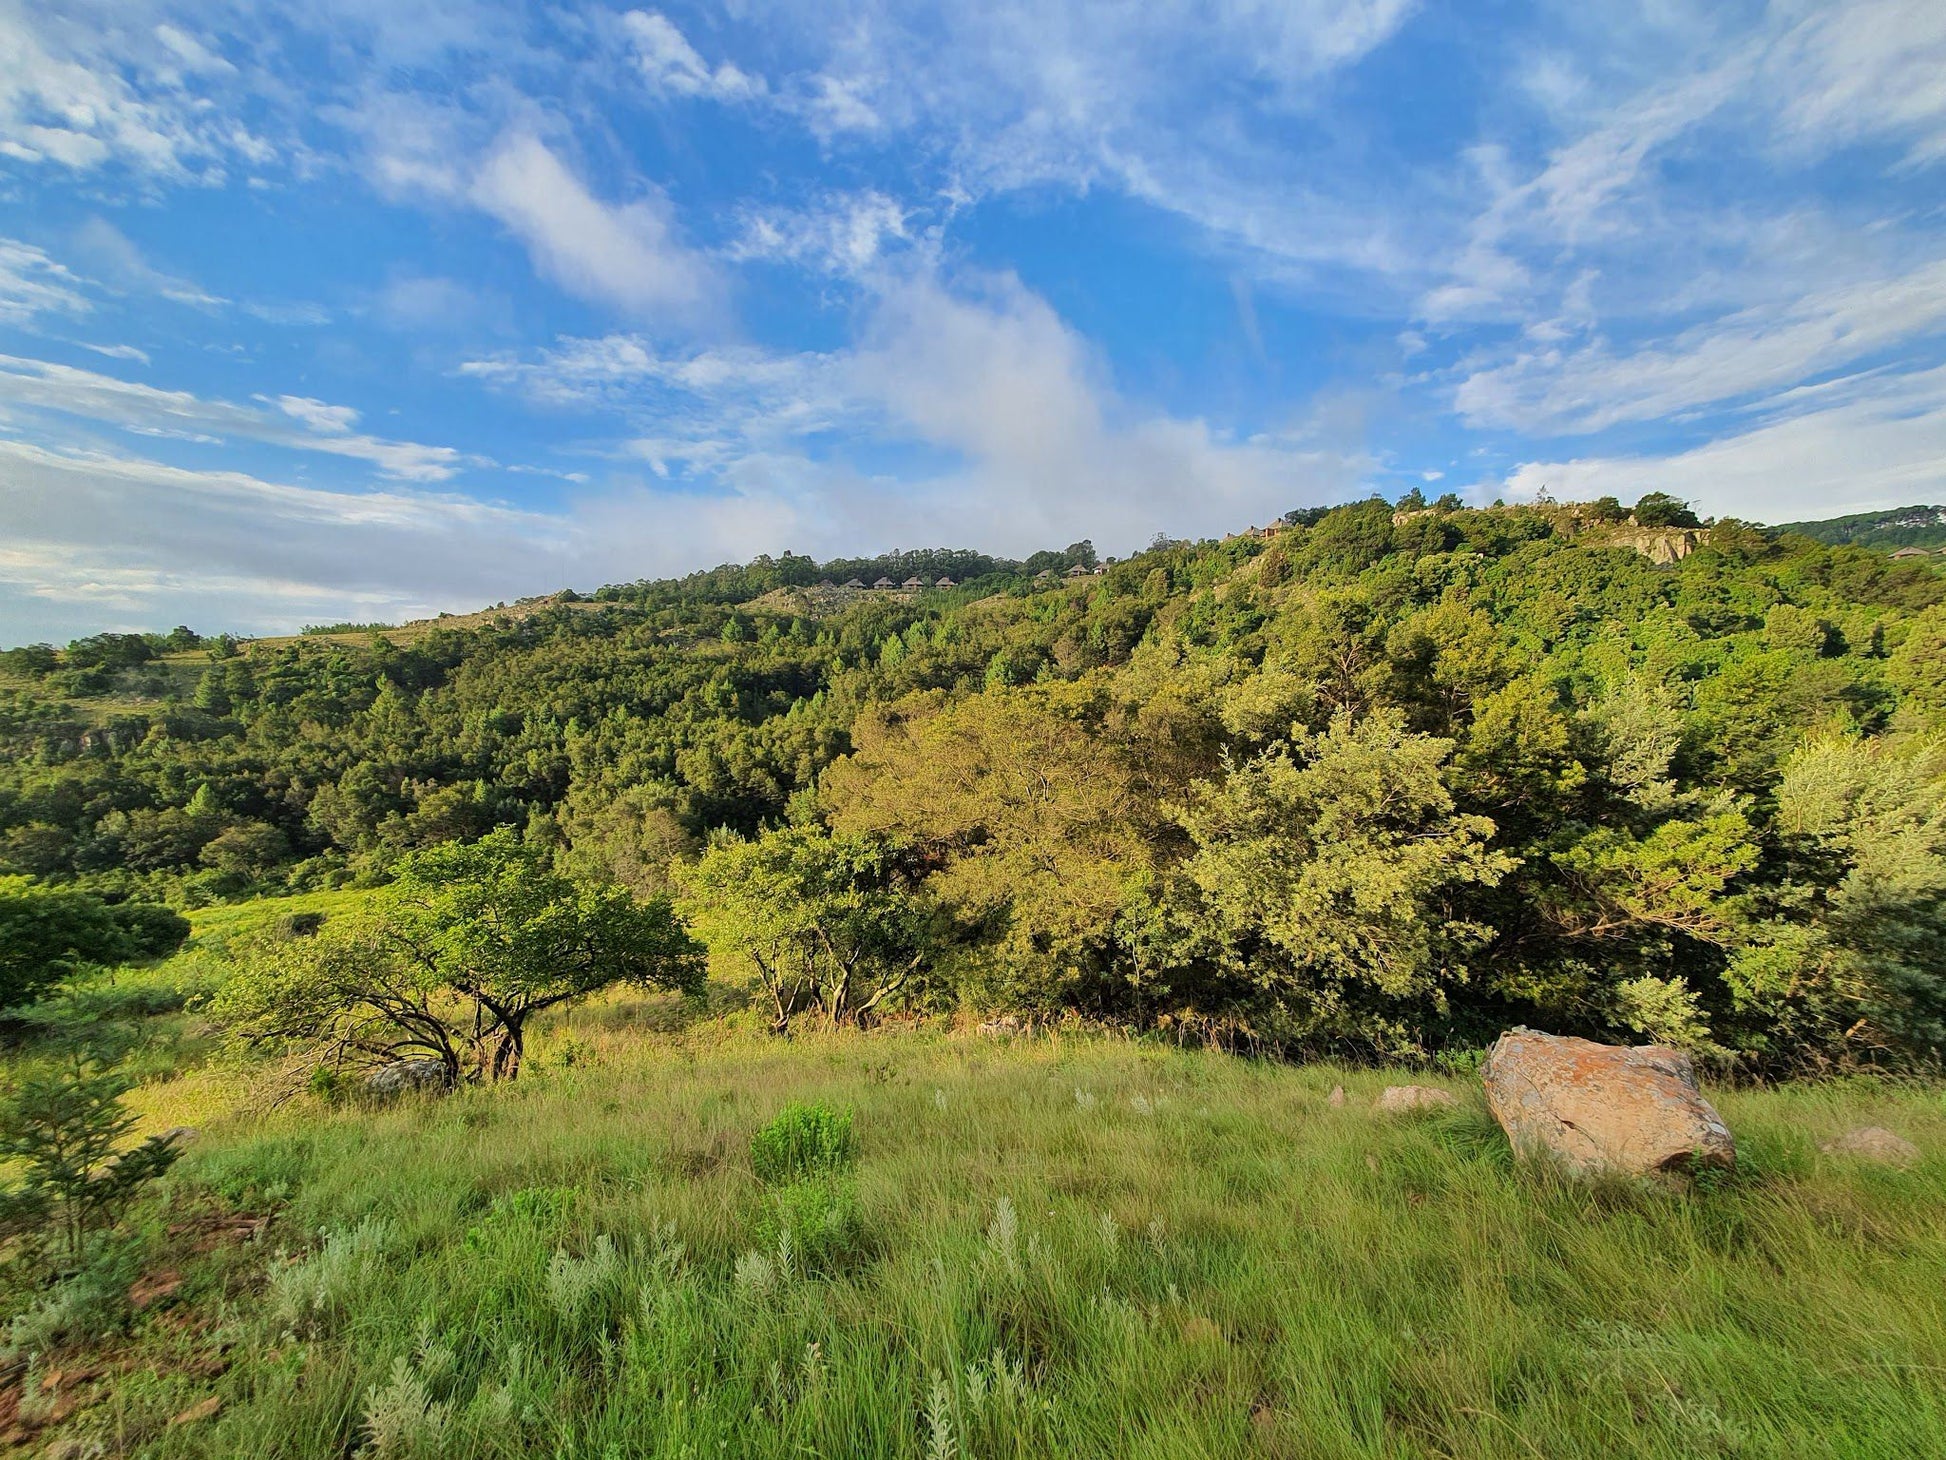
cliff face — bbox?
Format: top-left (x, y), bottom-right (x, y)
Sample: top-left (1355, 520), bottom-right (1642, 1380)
top-left (1601, 527), bottom-right (1703, 564)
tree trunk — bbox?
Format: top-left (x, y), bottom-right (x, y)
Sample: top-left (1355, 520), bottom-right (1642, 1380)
top-left (488, 1018), bottom-right (525, 1081)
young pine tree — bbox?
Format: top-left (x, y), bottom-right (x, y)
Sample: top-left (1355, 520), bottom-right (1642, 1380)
top-left (0, 1030), bottom-right (183, 1268)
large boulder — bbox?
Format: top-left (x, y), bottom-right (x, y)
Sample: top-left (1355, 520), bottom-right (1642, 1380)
top-left (1480, 1030), bottom-right (1734, 1177)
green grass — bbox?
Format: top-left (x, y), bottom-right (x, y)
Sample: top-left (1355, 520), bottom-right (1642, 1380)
top-left (184, 887), bottom-right (373, 948)
top-left (16, 1025), bottom-right (1946, 1459)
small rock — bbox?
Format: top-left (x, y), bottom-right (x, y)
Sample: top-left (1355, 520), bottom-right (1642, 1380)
top-left (363, 1059), bottom-right (450, 1097)
top-left (1372, 1085), bottom-right (1456, 1115)
top-left (1821, 1126), bottom-right (1920, 1167)
top-left (1481, 1030), bottom-right (1734, 1178)
top-left (158, 1126), bottom-right (200, 1147)
top-left (1327, 1084), bottom-right (1346, 1108)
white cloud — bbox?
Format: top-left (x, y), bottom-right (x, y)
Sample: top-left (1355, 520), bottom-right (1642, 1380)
top-left (244, 300), bottom-right (332, 326)
top-left (622, 11), bottom-right (764, 101)
top-left (467, 265), bottom-right (1371, 551)
top-left (0, 238), bottom-right (88, 323)
top-left (1456, 257), bottom-right (1946, 434)
top-left (0, 354), bottom-right (471, 481)
top-left (727, 192), bottom-right (913, 276)
top-left (271, 395), bottom-right (362, 434)
top-left (1499, 364), bottom-right (1946, 524)
top-left (0, 437), bottom-right (563, 637)
top-left (470, 131), bottom-right (719, 322)
top-left (0, 5), bottom-right (268, 180)
top-left (151, 23), bottom-right (235, 79)
top-left (1766, 0), bottom-right (1946, 167)
top-left (81, 342), bottom-right (150, 364)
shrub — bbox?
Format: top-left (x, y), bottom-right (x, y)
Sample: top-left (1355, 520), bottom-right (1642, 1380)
top-left (544, 1234), bottom-right (625, 1327)
top-left (0, 1038), bottom-right (183, 1266)
top-left (1, 1245), bottom-right (139, 1358)
top-left (268, 1217), bottom-right (393, 1336)
top-left (760, 1178), bottom-right (868, 1275)
top-left (750, 1102), bottom-right (856, 1184)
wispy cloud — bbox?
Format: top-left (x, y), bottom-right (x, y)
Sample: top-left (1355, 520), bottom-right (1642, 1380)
top-left (1499, 365), bottom-right (1946, 524)
top-left (622, 11), bottom-right (765, 102)
top-left (0, 238), bottom-right (88, 324)
top-left (71, 217), bottom-right (225, 307)
top-left (1456, 258), bottom-right (1946, 434)
top-left (0, 6), bottom-right (270, 180)
top-left (471, 131), bottom-right (720, 323)
top-left (0, 354), bottom-right (474, 481)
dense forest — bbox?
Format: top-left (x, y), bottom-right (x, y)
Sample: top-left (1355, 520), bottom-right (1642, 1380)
top-left (7, 497), bottom-right (1946, 1071)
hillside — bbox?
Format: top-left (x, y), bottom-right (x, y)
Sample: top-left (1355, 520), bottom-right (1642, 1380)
top-left (6, 496), bottom-right (1946, 1458)
top-left (1771, 504), bottom-right (1946, 551)
top-left (6, 496), bottom-right (1946, 1070)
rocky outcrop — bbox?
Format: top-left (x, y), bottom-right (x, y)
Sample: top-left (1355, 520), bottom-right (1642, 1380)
top-left (1480, 1031), bottom-right (1734, 1177)
top-left (1371, 1084), bottom-right (1456, 1115)
top-left (1601, 527), bottom-right (1703, 564)
top-left (1821, 1126), bottom-right (1920, 1167)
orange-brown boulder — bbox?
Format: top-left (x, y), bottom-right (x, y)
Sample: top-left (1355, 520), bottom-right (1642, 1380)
top-left (1481, 1030), bottom-right (1734, 1177)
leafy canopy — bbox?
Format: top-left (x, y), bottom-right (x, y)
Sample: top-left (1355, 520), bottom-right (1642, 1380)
top-left (216, 829), bottom-right (701, 1081)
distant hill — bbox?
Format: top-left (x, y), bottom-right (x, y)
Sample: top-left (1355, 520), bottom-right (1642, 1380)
top-left (1772, 505), bottom-right (1946, 551)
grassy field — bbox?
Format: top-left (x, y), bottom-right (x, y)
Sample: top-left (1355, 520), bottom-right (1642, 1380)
top-left (9, 1015), bottom-right (1944, 1460)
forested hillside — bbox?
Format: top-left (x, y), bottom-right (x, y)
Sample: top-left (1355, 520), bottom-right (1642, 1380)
top-left (7, 498), bottom-right (1946, 1070)
top-left (1771, 504), bottom-right (1946, 551)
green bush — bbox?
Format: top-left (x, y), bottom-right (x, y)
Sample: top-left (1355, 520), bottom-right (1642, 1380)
top-left (760, 1178), bottom-right (868, 1275)
top-left (750, 1101), bottom-right (856, 1184)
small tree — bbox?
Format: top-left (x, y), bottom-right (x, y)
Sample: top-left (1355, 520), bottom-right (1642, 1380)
top-left (674, 827), bottom-right (930, 1031)
top-left (0, 1029), bottom-right (182, 1267)
top-left (1171, 710), bottom-right (1515, 1048)
top-left (216, 829), bottom-right (703, 1082)
top-left (1632, 492), bottom-right (1701, 529)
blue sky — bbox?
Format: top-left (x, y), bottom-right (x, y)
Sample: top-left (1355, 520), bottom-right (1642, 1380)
top-left (2, 0), bottom-right (1944, 639)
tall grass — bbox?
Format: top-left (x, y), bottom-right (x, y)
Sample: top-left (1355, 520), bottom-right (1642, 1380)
top-left (45, 1028), bottom-right (1946, 1458)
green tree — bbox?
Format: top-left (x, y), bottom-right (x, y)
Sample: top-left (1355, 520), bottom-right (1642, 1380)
top-left (1632, 492), bottom-right (1701, 529)
top-left (0, 879), bottom-right (135, 1010)
top-left (1725, 734), bottom-right (1946, 1062)
top-left (199, 821), bottom-right (291, 880)
top-left (0, 1030), bottom-right (182, 1267)
top-left (192, 666), bottom-right (232, 715)
top-left (1171, 710), bottom-right (1514, 1050)
top-left (824, 689), bottom-right (1159, 1008)
top-left (674, 826), bottom-right (930, 1030)
top-left (216, 830), bottom-right (702, 1081)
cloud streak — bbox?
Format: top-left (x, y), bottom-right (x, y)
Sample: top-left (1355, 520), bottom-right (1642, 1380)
top-left (0, 354), bottom-right (473, 481)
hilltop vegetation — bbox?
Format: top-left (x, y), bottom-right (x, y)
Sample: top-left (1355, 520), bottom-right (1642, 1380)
top-left (6, 497), bottom-right (1946, 1071)
top-left (1771, 504), bottom-right (1946, 552)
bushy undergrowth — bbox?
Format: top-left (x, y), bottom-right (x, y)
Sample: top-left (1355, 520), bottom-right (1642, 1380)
top-left (2, 1027), bottom-right (1931, 1460)
top-left (751, 1100), bottom-right (857, 1184)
